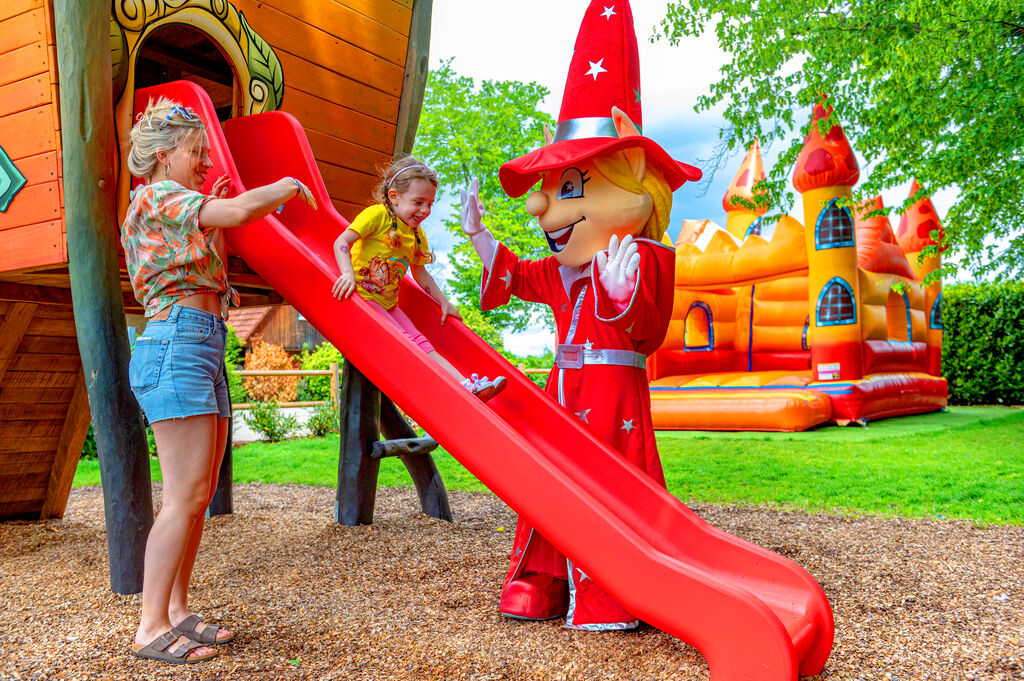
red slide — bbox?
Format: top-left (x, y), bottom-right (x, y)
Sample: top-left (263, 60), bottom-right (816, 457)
top-left (137, 82), bottom-right (833, 680)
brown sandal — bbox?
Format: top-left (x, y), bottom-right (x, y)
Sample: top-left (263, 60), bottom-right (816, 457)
top-left (131, 630), bottom-right (218, 664)
top-left (173, 614), bottom-right (235, 645)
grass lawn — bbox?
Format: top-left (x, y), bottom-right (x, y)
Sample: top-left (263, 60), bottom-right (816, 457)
top-left (72, 406), bottom-right (1024, 525)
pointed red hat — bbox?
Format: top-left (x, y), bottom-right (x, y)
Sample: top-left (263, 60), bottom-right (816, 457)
top-left (498, 0), bottom-right (702, 198)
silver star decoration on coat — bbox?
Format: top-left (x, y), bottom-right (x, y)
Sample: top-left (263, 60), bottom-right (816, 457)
top-left (499, 270), bottom-right (513, 288)
top-left (585, 58), bottom-right (607, 81)
top-left (621, 418), bottom-right (635, 433)
top-left (601, 6), bottom-right (616, 19)
top-left (625, 322), bottom-right (635, 334)
top-left (576, 567), bottom-right (590, 582)
top-left (575, 408), bottom-right (591, 423)
top-left (583, 338), bottom-right (593, 349)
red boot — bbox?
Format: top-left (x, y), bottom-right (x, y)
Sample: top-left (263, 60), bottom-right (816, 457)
top-left (499, 573), bottom-right (569, 620)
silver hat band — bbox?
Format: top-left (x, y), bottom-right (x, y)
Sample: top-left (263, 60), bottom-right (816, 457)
top-left (552, 116), bottom-right (642, 143)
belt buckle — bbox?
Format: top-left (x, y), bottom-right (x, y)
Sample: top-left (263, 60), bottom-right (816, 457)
top-left (556, 343), bottom-right (584, 370)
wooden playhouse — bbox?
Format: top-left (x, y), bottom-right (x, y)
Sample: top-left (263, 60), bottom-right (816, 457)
top-left (0, 1), bottom-right (431, 523)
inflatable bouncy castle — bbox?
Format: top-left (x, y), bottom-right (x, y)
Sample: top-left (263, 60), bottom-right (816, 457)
top-left (648, 104), bottom-right (947, 431)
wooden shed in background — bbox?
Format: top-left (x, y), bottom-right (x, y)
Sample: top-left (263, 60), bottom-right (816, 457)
top-left (0, 0), bottom-right (431, 522)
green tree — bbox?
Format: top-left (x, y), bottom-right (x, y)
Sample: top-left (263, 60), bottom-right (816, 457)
top-left (413, 60), bottom-right (557, 333)
top-left (657, 1), bottom-right (1024, 279)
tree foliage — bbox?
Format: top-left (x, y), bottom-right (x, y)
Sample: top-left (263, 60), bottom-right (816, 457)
top-left (413, 60), bottom-right (556, 333)
top-left (657, 0), bottom-right (1024, 279)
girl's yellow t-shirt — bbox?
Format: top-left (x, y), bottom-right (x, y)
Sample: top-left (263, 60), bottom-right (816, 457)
top-left (348, 203), bottom-right (431, 310)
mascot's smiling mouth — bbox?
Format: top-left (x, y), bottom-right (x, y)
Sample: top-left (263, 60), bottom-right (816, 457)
top-left (544, 217), bottom-right (585, 253)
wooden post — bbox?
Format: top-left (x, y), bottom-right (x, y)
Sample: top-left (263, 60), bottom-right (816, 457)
top-left (207, 362), bottom-right (233, 517)
top-left (393, 0), bottom-right (433, 154)
top-left (335, 359), bottom-right (452, 525)
top-left (54, 1), bottom-right (153, 594)
top-left (335, 360), bottom-right (382, 525)
top-left (330, 362), bottom-right (340, 409)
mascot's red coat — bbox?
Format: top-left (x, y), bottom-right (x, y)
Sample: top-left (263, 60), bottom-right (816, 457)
top-left (480, 237), bottom-right (675, 629)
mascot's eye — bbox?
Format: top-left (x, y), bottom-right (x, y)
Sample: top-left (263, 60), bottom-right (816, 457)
top-left (557, 167), bottom-right (588, 200)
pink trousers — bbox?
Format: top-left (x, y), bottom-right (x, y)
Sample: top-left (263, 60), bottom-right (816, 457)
top-left (368, 300), bottom-right (435, 354)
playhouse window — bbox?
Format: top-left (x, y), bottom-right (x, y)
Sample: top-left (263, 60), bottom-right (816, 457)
top-left (815, 277), bottom-right (856, 326)
top-left (802, 316), bottom-right (810, 350)
top-left (886, 289), bottom-right (912, 343)
top-left (744, 216), bottom-right (763, 239)
top-left (684, 302), bottom-right (714, 351)
top-left (930, 292), bottom-right (943, 330)
top-left (814, 199), bottom-right (855, 250)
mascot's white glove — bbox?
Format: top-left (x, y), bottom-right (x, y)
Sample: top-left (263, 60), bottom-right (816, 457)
top-left (460, 177), bottom-right (497, 264)
top-left (595, 233), bottom-right (640, 310)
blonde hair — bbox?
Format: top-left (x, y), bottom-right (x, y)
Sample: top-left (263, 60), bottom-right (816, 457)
top-left (591, 150), bottom-right (673, 241)
top-left (372, 155), bottom-right (438, 260)
top-left (125, 97), bottom-right (206, 180)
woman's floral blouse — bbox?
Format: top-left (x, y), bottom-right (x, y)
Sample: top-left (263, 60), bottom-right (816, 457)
top-left (121, 180), bottom-right (239, 317)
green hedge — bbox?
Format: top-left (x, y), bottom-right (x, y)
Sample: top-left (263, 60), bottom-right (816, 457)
top-left (943, 281), bottom-right (1024, 405)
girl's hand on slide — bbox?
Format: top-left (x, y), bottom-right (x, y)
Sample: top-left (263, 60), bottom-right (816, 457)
top-left (331, 272), bottom-right (355, 299)
top-left (439, 300), bottom-right (462, 325)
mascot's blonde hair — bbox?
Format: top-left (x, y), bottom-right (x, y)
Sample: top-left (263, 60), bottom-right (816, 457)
top-left (591, 150), bottom-right (672, 242)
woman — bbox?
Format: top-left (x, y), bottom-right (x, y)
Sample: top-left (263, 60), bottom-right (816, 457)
top-left (122, 98), bottom-right (316, 664)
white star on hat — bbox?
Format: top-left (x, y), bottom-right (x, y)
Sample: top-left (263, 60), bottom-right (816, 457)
top-left (585, 58), bottom-right (607, 81)
top-left (601, 6), bottom-right (616, 19)
top-left (621, 418), bottom-right (635, 432)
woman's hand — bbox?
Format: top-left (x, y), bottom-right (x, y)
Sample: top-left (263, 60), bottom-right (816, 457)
top-left (332, 271), bottom-right (356, 299)
top-left (439, 299), bottom-right (462, 325)
top-left (289, 177), bottom-right (317, 210)
top-left (210, 175), bottom-right (232, 198)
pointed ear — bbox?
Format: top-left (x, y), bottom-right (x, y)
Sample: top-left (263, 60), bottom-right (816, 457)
top-left (543, 123), bottom-right (553, 146)
top-left (611, 107), bottom-right (646, 181)
top-left (611, 106), bottom-right (640, 138)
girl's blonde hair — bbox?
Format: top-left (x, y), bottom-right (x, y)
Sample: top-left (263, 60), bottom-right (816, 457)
top-left (591, 150), bottom-right (673, 241)
top-left (125, 97), bottom-right (206, 180)
top-left (372, 155), bottom-right (437, 261)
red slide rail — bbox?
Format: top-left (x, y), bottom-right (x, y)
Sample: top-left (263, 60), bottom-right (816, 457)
top-left (135, 81), bottom-right (834, 680)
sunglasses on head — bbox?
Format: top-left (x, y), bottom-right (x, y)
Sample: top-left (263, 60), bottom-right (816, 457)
top-left (159, 105), bottom-right (198, 129)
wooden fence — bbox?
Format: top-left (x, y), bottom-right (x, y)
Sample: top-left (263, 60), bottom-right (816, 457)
top-left (231, 363), bottom-right (551, 410)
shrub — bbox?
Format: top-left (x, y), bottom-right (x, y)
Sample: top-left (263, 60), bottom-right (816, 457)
top-left (243, 340), bottom-right (299, 402)
top-left (243, 401), bottom-right (299, 442)
top-left (81, 421), bottom-right (156, 458)
top-left (503, 349), bottom-right (555, 389)
top-left (306, 401), bottom-right (340, 437)
top-left (224, 324), bottom-right (248, 404)
top-left (298, 342), bottom-right (344, 402)
top-left (943, 281), bottom-right (1024, 405)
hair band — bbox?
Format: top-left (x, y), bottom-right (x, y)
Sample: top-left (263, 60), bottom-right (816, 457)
top-left (387, 164), bottom-right (431, 188)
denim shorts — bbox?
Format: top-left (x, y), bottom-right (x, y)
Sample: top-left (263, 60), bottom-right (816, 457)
top-left (129, 305), bottom-right (231, 423)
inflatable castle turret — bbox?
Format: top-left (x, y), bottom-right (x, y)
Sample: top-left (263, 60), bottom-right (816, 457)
top-left (897, 181), bottom-right (945, 376)
top-left (794, 102), bottom-right (864, 381)
top-left (723, 140), bottom-right (768, 241)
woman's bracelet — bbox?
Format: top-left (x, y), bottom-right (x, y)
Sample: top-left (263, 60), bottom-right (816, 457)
top-left (276, 177), bottom-right (303, 213)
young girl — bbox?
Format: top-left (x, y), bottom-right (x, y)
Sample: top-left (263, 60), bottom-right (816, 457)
top-left (331, 156), bottom-right (505, 401)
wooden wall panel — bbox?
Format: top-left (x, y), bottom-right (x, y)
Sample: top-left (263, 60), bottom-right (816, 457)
top-left (236, 2), bottom-right (405, 96)
top-left (0, 105), bottom-right (57, 161)
top-left (41, 370), bottom-right (89, 518)
top-left (304, 128), bottom-right (391, 178)
top-left (0, 72), bottom-right (49, 117)
top-left (275, 50), bottom-right (399, 124)
top-left (281, 87), bottom-right (397, 151)
top-left (0, 8), bottom-right (46, 54)
top-left (331, 199), bottom-right (367, 223)
top-left (0, 183), bottom-right (61, 230)
top-left (0, 0), bottom-right (45, 22)
top-left (256, 0), bottom-right (409, 66)
top-left (0, 220), bottom-right (64, 272)
top-left (336, 0), bottom-right (412, 35)
top-left (0, 387), bottom-right (73, 405)
top-left (0, 41), bottom-right (47, 87)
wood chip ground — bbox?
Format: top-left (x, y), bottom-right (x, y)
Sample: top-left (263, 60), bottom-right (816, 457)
top-left (1, 484), bottom-right (1021, 680)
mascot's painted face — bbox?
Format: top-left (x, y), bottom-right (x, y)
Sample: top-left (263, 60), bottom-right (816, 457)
top-left (525, 157), bottom-right (653, 268)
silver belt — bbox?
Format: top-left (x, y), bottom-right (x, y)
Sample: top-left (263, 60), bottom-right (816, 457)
top-left (555, 344), bottom-right (646, 370)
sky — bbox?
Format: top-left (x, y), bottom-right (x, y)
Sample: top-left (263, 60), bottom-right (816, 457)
top-left (419, 0), bottom-right (958, 355)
